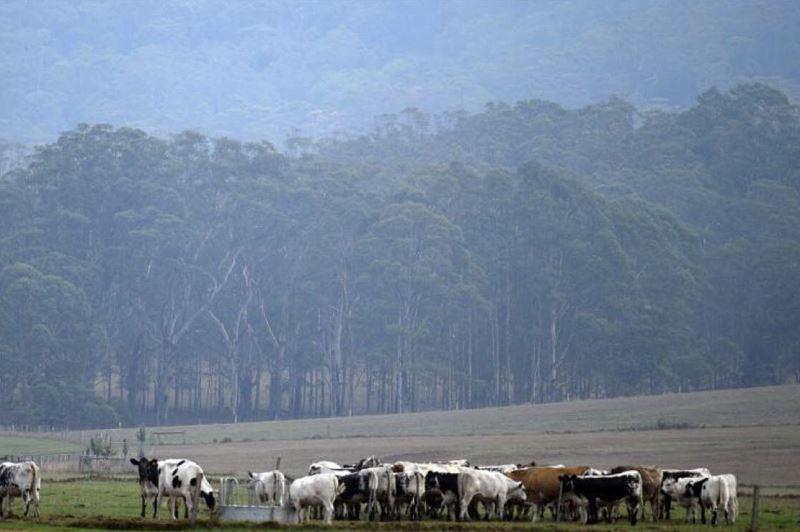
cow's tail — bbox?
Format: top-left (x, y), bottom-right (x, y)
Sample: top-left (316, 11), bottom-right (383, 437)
top-left (456, 472), bottom-right (465, 520)
top-left (334, 475), bottom-right (346, 496)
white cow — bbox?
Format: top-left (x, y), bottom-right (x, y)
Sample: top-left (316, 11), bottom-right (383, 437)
top-left (247, 470), bottom-right (286, 506)
top-left (0, 461), bottom-right (40, 518)
top-left (700, 474), bottom-right (738, 525)
top-left (458, 468), bottom-right (523, 520)
top-left (155, 459), bottom-right (215, 520)
top-left (289, 473), bottom-right (344, 525)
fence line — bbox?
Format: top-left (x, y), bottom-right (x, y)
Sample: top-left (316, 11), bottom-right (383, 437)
top-left (0, 452), bottom-right (132, 474)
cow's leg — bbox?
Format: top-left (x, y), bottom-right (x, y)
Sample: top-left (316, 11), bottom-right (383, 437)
top-left (183, 495), bottom-right (193, 521)
top-left (152, 495), bottom-right (158, 518)
top-left (140, 494), bottom-right (146, 518)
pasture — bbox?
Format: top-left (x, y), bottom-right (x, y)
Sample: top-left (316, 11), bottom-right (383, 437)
top-left (2, 384), bottom-right (800, 529)
top-left (0, 478), bottom-right (798, 530)
top-left (58, 384), bottom-right (800, 486)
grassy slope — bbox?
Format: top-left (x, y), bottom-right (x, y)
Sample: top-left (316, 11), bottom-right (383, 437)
top-left (0, 479), bottom-right (798, 531)
top-left (78, 384), bottom-right (800, 445)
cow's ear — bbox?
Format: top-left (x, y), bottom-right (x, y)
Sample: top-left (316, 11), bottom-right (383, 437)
top-left (558, 475), bottom-right (564, 481)
top-left (248, 471), bottom-right (254, 478)
top-left (130, 458), bottom-right (139, 466)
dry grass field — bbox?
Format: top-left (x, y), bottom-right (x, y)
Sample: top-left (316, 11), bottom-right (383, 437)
top-left (48, 383), bottom-right (800, 486)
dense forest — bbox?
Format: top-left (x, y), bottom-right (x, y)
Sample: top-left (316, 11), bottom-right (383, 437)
top-left (1, 83), bottom-right (799, 429)
top-left (2, 0), bottom-right (800, 144)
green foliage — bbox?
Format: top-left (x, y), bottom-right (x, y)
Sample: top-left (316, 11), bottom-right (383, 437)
top-left (87, 433), bottom-right (116, 458)
top-left (0, 84), bottom-right (798, 427)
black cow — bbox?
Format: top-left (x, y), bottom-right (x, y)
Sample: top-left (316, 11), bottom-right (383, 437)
top-left (335, 472), bottom-right (370, 520)
top-left (560, 471), bottom-right (643, 525)
top-left (424, 472), bottom-right (460, 520)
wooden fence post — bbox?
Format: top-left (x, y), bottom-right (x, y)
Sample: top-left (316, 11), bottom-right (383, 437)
top-left (748, 485), bottom-right (760, 532)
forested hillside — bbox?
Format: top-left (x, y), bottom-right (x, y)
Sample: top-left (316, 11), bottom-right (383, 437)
top-left (2, 0), bottom-right (800, 144)
top-left (1, 84), bottom-right (798, 429)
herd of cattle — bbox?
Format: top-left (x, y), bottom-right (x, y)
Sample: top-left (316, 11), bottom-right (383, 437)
top-left (0, 456), bottom-right (739, 526)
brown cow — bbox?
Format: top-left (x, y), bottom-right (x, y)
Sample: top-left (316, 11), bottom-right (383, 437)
top-left (506, 466), bottom-right (590, 521)
top-left (610, 465), bottom-right (663, 521)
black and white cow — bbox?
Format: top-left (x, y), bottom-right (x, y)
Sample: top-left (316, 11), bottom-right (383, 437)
top-left (130, 457), bottom-right (160, 518)
top-left (156, 459), bottom-right (215, 520)
top-left (0, 461), bottom-right (40, 519)
top-left (424, 471), bottom-right (460, 520)
top-left (660, 468), bottom-right (710, 520)
top-left (686, 474), bottom-right (737, 525)
top-left (560, 470), bottom-right (643, 525)
top-left (394, 470), bottom-right (425, 520)
top-left (335, 470), bottom-right (377, 520)
top-left (662, 476), bottom-right (705, 523)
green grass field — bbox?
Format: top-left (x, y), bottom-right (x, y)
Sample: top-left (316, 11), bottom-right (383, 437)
top-left (0, 478), bottom-right (797, 531)
top-left (0, 436), bottom-right (82, 456)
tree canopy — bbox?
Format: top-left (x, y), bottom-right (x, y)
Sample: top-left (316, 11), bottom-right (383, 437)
top-left (1, 84), bottom-right (798, 428)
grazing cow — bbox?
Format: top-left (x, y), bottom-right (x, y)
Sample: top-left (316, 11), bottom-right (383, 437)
top-left (610, 465), bottom-right (662, 521)
top-left (395, 470), bottom-right (425, 520)
top-left (560, 470), bottom-right (643, 525)
top-left (424, 471), bottom-right (460, 519)
top-left (506, 466), bottom-right (590, 521)
top-left (0, 461), bottom-right (40, 519)
top-left (289, 473), bottom-right (345, 525)
top-left (661, 477), bottom-right (705, 523)
top-left (689, 474), bottom-right (737, 525)
top-left (247, 470), bottom-right (286, 506)
top-left (130, 457), bottom-right (160, 517)
top-left (660, 468), bottom-right (711, 520)
top-left (156, 459), bottom-right (215, 520)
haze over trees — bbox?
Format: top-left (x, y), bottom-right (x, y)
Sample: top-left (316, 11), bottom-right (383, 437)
top-left (1, 0), bottom-right (800, 144)
top-left (1, 82), bottom-right (798, 428)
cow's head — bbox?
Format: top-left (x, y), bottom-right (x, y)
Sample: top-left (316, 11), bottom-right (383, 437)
top-left (508, 480), bottom-right (526, 502)
top-left (130, 457), bottom-right (159, 485)
top-left (202, 489), bottom-right (216, 511)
